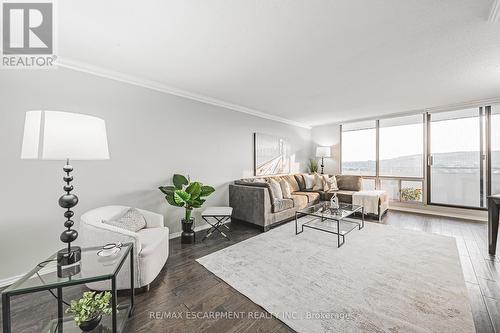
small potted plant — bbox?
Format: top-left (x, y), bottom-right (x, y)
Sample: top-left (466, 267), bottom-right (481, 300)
top-left (66, 291), bottom-right (112, 332)
top-left (159, 174), bottom-right (215, 244)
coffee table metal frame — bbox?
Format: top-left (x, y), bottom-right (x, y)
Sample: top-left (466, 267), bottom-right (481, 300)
top-left (295, 202), bottom-right (364, 247)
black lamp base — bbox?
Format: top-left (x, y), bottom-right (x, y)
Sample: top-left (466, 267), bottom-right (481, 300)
top-left (57, 246), bottom-right (81, 266)
top-left (57, 246), bottom-right (81, 278)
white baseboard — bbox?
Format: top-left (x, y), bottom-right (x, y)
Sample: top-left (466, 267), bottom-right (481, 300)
top-left (0, 224), bottom-right (214, 289)
top-left (389, 205), bottom-right (487, 222)
top-left (0, 274), bottom-right (24, 288)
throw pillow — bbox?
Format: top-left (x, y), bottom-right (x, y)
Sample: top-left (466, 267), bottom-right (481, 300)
top-left (312, 173), bottom-right (324, 191)
top-left (294, 174), bottom-right (306, 190)
top-left (103, 208), bottom-right (147, 232)
top-left (268, 179), bottom-right (284, 201)
top-left (279, 179), bottom-right (292, 198)
top-left (324, 175), bottom-right (338, 191)
top-left (282, 175), bottom-right (300, 192)
top-left (303, 174), bottom-right (315, 189)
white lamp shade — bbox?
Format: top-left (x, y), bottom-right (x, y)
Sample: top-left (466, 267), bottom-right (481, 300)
top-left (316, 146), bottom-right (331, 158)
top-left (21, 111), bottom-right (110, 160)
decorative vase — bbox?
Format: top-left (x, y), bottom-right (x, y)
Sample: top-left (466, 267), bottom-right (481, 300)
top-left (181, 218), bottom-right (195, 244)
top-left (78, 315), bottom-right (102, 332)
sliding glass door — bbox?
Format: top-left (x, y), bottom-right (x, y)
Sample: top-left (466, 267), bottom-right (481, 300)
top-left (428, 108), bottom-right (485, 208)
top-left (492, 105), bottom-right (500, 195)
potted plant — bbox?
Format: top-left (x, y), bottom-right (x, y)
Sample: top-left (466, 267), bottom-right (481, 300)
top-left (66, 291), bottom-right (112, 332)
top-left (159, 174), bottom-right (215, 244)
top-left (308, 159), bottom-right (319, 173)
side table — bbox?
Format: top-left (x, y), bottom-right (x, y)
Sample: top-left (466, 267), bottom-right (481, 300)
top-left (2, 243), bottom-right (134, 333)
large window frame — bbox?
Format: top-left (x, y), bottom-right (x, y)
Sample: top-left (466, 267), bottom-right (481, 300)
top-left (341, 106), bottom-right (495, 211)
top-left (426, 108), bottom-right (488, 210)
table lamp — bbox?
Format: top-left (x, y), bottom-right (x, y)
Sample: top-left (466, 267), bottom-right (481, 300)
top-left (21, 111), bottom-right (109, 273)
top-left (316, 146), bottom-right (331, 174)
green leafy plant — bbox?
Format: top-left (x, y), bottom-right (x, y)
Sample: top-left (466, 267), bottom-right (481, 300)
top-left (159, 174), bottom-right (215, 221)
top-left (401, 187), bottom-right (422, 202)
top-left (308, 159), bottom-right (319, 173)
top-left (66, 291), bottom-right (112, 326)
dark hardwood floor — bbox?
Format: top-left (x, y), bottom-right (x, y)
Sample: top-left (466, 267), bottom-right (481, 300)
top-left (2, 210), bottom-right (500, 333)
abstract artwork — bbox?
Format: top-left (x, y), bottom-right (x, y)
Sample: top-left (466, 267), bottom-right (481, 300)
top-left (254, 133), bottom-right (291, 176)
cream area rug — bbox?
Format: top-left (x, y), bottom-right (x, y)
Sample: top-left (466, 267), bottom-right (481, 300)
top-left (196, 219), bottom-right (475, 333)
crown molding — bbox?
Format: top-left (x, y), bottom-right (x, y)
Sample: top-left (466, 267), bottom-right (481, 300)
top-left (57, 58), bottom-right (311, 129)
top-left (489, 0), bottom-right (500, 23)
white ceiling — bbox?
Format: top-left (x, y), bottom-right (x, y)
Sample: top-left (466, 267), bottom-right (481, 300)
top-left (58, 0), bottom-right (500, 127)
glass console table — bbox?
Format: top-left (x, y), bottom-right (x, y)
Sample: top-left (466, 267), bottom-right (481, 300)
top-left (1, 243), bottom-right (134, 333)
top-left (296, 202), bottom-right (364, 247)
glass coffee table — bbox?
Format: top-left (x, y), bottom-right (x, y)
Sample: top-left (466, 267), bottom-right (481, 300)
top-left (295, 202), bottom-right (364, 247)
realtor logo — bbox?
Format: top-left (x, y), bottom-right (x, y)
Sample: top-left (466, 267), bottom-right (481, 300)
top-left (2, 1), bottom-right (56, 68)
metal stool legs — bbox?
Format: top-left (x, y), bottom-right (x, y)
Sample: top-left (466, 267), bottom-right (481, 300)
top-left (202, 216), bottom-right (231, 241)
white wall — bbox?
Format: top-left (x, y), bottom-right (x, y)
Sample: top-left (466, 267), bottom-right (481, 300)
top-left (0, 68), bottom-right (312, 281)
top-left (310, 123), bottom-right (341, 174)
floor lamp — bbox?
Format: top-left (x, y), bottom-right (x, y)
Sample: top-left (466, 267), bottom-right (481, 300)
top-left (316, 146), bottom-right (331, 174)
top-left (21, 110), bottom-right (109, 276)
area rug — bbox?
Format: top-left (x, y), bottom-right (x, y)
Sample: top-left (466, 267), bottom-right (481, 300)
top-left (196, 219), bottom-right (475, 333)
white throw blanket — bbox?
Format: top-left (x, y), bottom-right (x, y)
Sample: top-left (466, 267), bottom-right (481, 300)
top-left (352, 190), bottom-right (386, 214)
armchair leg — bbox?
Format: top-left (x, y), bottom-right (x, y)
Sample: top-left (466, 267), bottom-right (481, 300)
top-left (146, 284), bottom-right (150, 292)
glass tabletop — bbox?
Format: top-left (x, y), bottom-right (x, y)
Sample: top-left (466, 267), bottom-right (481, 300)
top-left (298, 202), bottom-right (362, 220)
top-left (3, 243), bottom-right (132, 295)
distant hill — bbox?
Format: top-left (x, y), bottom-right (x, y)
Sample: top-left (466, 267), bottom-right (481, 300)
top-left (343, 151), bottom-right (500, 175)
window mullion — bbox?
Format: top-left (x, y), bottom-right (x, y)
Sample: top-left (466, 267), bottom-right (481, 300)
top-left (376, 119), bottom-right (380, 181)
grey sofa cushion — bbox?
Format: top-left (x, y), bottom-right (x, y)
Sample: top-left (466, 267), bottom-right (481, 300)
top-left (293, 191), bottom-right (320, 203)
top-left (336, 175), bottom-right (362, 191)
top-left (318, 190), bottom-right (334, 201)
top-left (291, 194), bottom-right (308, 209)
top-left (331, 190), bottom-right (357, 204)
top-left (294, 174), bottom-right (306, 190)
top-left (272, 198), bottom-right (294, 213)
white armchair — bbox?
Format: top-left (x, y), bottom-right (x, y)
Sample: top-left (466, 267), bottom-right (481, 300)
top-left (80, 205), bottom-right (169, 290)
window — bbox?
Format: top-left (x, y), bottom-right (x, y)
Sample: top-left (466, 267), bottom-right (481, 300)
top-left (340, 105), bottom-right (495, 209)
top-left (380, 179), bottom-right (400, 201)
top-left (379, 179), bottom-right (424, 203)
top-left (362, 178), bottom-right (376, 190)
top-left (492, 105), bottom-right (500, 195)
top-left (341, 121), bottom-right (376, 176)
top-left (379, 115), bottom-right (424, 178)
top-left (428, 109), bottom-right (484, 208)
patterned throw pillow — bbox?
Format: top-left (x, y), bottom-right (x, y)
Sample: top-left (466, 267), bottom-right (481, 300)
top-left (312, 173), bottom-right (324, 191)
top-left (279, 179), bottom-right (292, 198)
top-left (103, 208), bottom-right (147, 232)
top-left (303, 174), bottom-right (315, 189)
top-left (324, 175), bottom-right (338, 191)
